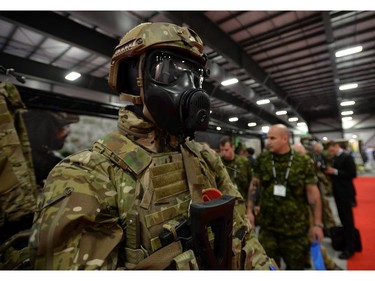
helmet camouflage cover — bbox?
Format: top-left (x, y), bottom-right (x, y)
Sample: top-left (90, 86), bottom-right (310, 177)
top-left (108, 22), bottom-right (207, 94)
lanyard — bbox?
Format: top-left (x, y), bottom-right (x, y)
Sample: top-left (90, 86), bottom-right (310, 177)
top-left (271, 150), bottom-right (294, 186)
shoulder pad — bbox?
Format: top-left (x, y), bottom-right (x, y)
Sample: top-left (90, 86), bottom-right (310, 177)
top-left (0, 81), bottom-right (26, 109)
top-left (94, 131), bottom-right (152, 176)
top-left (184, 139), bottom-right (202, 157)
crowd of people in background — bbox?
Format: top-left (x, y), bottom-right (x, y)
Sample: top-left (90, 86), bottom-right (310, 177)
top-left (217, 128), bottom-right (363, 269)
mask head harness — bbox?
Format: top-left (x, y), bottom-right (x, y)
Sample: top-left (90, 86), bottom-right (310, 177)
top-left (108, 22), bottom-right (210, 142)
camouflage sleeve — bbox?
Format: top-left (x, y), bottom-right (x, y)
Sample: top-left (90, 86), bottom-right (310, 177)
top-left (200, 146), bottom-right (277, 270)
top-left (302, 155), bottom-right (318, 186)
top-left (30, 149), bottom-right (135, 270)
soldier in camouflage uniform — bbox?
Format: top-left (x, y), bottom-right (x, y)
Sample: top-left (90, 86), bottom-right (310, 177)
top-left (247, 124), bottom-right (323, 269)
top-left (29, 22), bottom-right (277, 270)
top-left (0, 81), bottom-right (37, 269)
top-left (219, 136), bottom-right (252, 206)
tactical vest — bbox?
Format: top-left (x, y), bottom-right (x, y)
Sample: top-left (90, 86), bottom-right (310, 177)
top-left (93, 132), bottom-right (215, 269)
top-left (30, 129), bottom-right (275, 270)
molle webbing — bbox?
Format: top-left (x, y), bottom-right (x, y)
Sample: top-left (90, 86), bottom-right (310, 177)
top-left (92, 133), bottom-right (205, 268)
top-left (144, 198), bottom-right (191, 229)
top-left (151, 161), bottom-right (187, 202)
top-left (134, 240), bottom-right (183, 270)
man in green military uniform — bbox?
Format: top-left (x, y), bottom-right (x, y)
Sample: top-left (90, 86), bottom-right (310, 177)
top-left (247, 124), bottom-right (323, 269)
top-left (29, 22), bottom-right (277, 270)
top-left (219, 136), bottom-right (253, 206)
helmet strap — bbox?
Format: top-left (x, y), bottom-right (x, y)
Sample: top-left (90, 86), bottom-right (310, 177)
top-left (119, 53), bottom-right (145, 106)
top-left (137, 53), bottom-right (157, 125)
top-left (119, 93), bottom-right (142, 104)
top-left (142, 104), bottom-right (157, 125)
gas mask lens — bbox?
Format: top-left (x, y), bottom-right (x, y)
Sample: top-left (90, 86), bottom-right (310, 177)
top-left (148, 51), bottom-right (204, 88)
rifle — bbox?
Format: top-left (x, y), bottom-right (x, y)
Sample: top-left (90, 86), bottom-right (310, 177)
top-left (159, 194), bottom-right (236, 269)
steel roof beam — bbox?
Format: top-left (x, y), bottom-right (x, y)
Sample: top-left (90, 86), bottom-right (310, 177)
top-left (0, 11), bottom-right (118, 58)
top-left (203, 81), bottom-right (289, 127)
top-left (321, 12), bottom-right (343, 135)
top-left (1, 53), bottom-right (113, 94)
top-left (162, 11), bottom-right (306, 122)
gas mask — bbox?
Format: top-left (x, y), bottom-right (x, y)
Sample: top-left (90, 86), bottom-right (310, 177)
top-left (142, 50), bottom-right (210, 141)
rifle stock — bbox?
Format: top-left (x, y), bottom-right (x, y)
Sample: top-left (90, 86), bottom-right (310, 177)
top-left (190, 194), bottom-right (235, 269)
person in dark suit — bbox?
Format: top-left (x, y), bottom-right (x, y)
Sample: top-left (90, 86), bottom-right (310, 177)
top-left (324, 140), bottom-right (357, 259)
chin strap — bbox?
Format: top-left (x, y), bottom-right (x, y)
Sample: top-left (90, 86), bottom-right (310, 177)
top-left (119, 52), bottom-right (146, 106)
top-left (119, 93), bottom-right (142, 105)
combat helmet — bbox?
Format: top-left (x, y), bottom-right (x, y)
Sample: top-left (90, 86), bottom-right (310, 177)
top-left (108, 22), bottom-right (208, 103)
top-left (107, 22), bottom-right (211, 141)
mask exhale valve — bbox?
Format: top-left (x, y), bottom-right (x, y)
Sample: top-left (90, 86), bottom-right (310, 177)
top-left (180, 88), bottom-right (210, 140)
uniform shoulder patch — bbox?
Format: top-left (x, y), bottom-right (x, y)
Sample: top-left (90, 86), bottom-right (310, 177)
top-left (94, 131), bottom-right (152, 176)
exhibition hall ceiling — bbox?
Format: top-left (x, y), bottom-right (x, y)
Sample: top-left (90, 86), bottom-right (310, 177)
top-left (1, 11), bottom-right (374, 136)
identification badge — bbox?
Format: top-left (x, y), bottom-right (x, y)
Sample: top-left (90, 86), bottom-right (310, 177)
top-left (273, 184), bottom-right (286, 197)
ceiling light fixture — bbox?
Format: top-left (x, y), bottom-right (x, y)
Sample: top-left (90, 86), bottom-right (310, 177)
top-left (216, 126), bottom-right (221, 131)
top-left (340, 101), bottom-right (356, 106)
top-left (276, 110), bottom-right (287, 115)
top-left (221, 78), bottom-right (238, 86)
top-left (228, 117), bottom-right (238, 122)
top-left (248, 122), bottom-right (257, 127)
top-left (65, 71), bottom-right (81, 81)
top-left (256, 99), bottom-right (270, 105)
top-left (288, 117), bottom-right (298, 122)
top-left (341, 111), bottom-right (354, 116)
top-left (339, 83), bottom-right (358, 91)
top-left (335, 45), bottom-right (363, 58)
top-left (262, 126), bottom-right (269, 133)
top-left (342, 116), bottom-right (353, 121)
top-left (297, 122), bottom-right (307, 127)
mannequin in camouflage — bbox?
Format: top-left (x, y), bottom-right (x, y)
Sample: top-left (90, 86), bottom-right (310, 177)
top-left (29, 22), bottom-right (277, 270)
top-left (247, 124), bottom-right (323, 269)
top-left (0, 81), bottom-right (37, 269)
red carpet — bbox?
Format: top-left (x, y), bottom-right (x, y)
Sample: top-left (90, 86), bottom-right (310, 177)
top-left (347, 177), bottom-right (375, 270)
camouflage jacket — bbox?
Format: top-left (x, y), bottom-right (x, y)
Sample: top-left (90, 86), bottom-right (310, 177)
top-left (30, 107), bottom-right (276, 270)
top-left (0, 81), bottom-right (37, 225)
top-left (253, 150), bottom-right (317, 236)
top-left (221, 155), bottom-right (253, 204)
